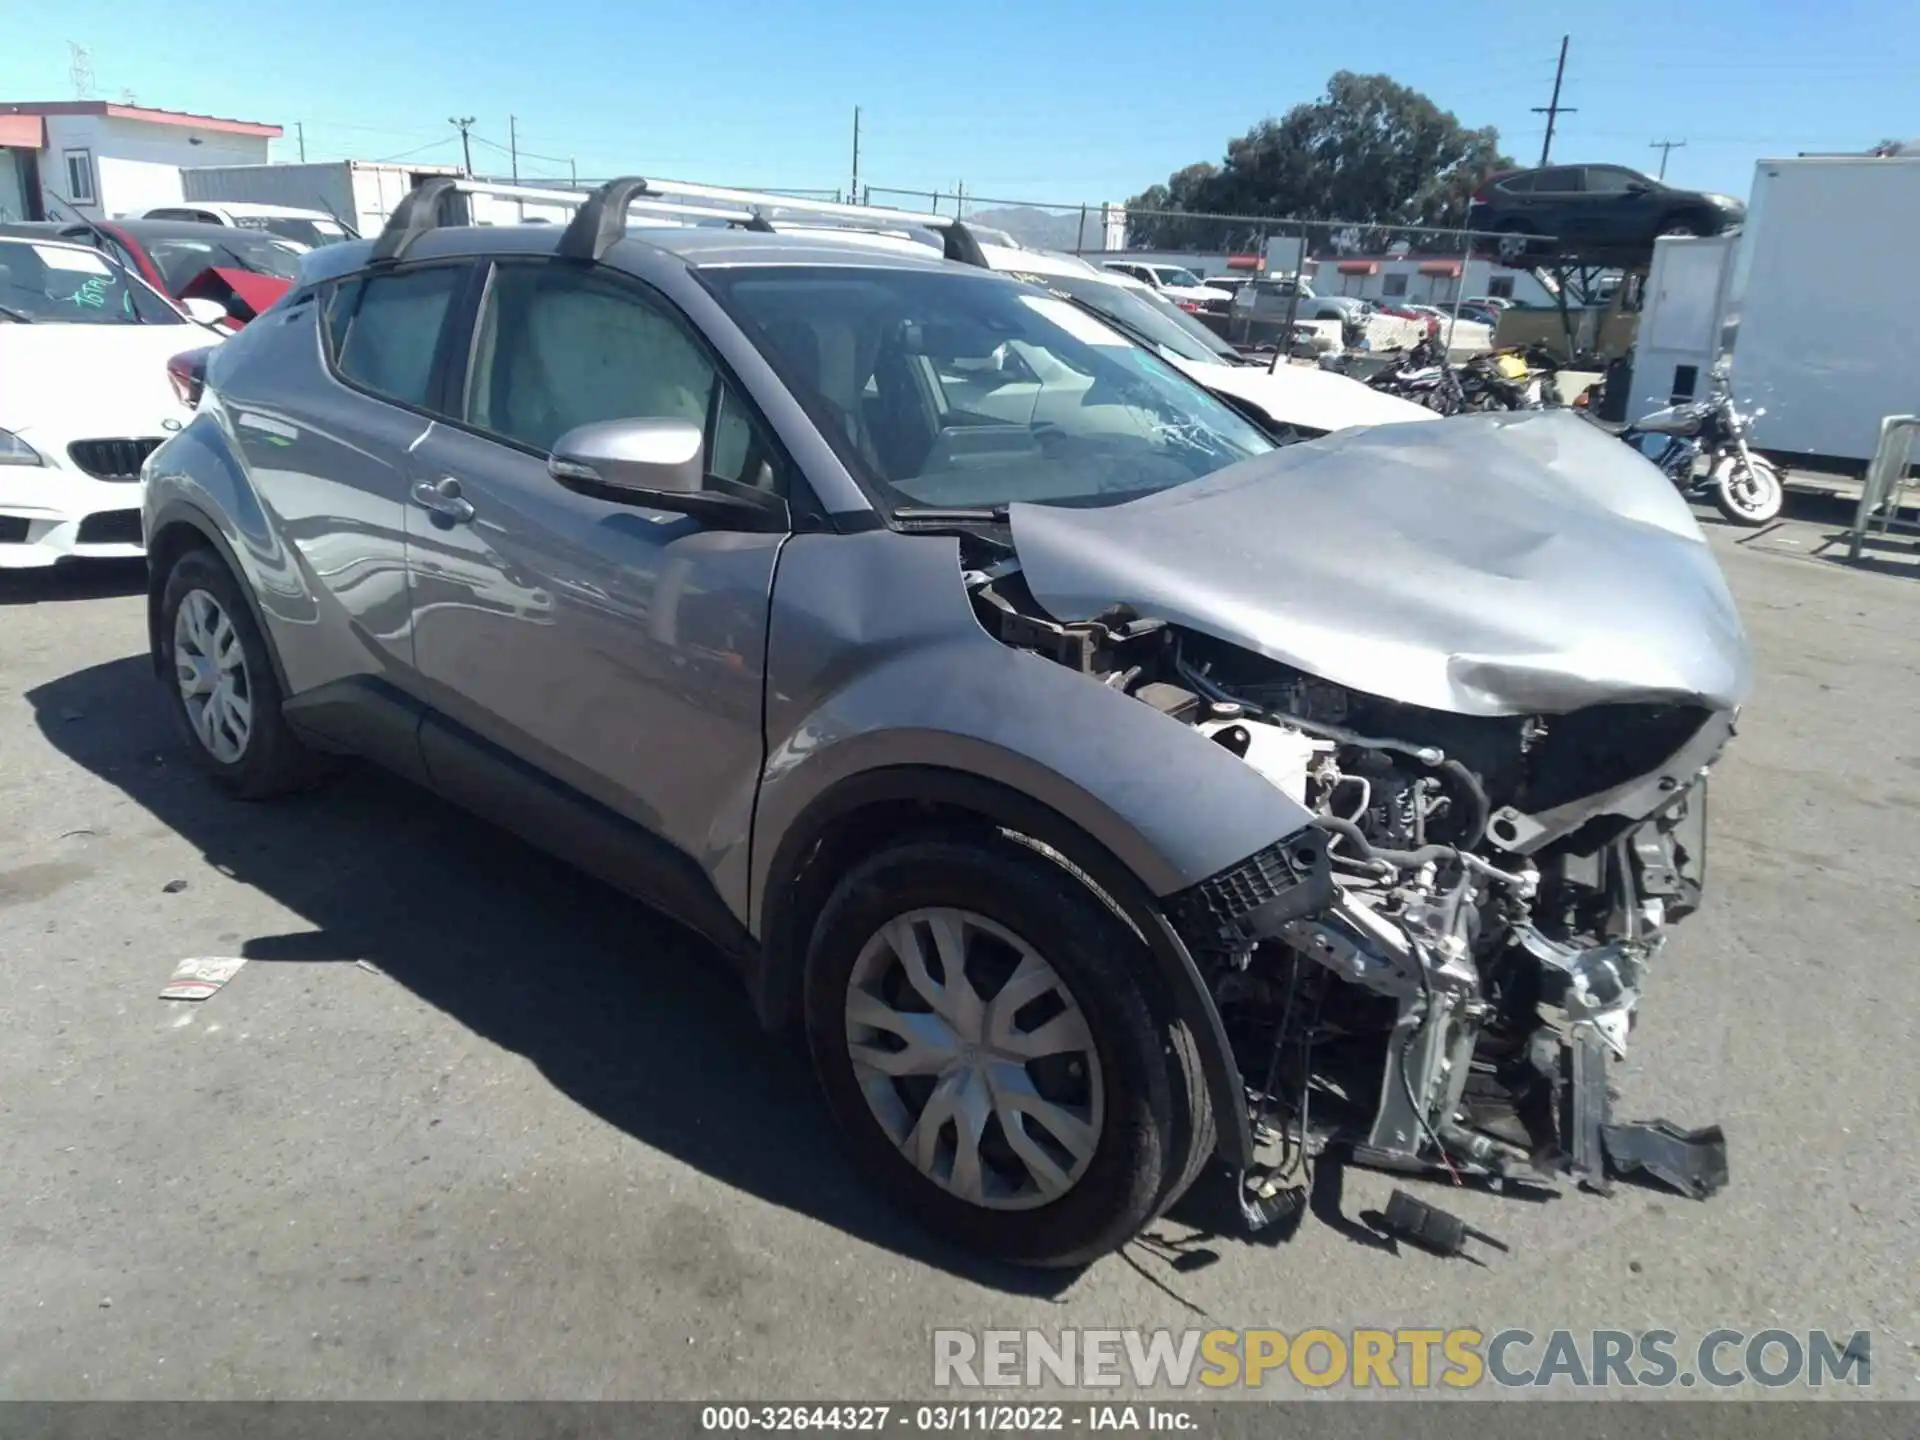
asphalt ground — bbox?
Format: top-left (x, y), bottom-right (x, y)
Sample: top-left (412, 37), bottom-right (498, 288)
top-left (1, 496), bottom-right (1914, 1401)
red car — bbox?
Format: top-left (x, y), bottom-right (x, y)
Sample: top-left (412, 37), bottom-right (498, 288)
top-left (29, 218), bottom-right (301, 330)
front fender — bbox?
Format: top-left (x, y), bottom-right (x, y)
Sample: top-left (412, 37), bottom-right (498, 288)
top-left (745, 530), bottom-right (1319, 933)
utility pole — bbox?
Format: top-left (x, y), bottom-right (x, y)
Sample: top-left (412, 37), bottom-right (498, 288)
top-left (569, 157), bottom-right (577, 187)
top-left (509, 115), bottom-right (519, 183)
top-left (1648, 137), bottom-right (1686, 180)
top-left (1533, 35), bottom-right (1576, 167)
top-left (850, 106), bottom-right (861, 207)
top-left (449, 116), bottom-right (476, 177)
top-left (296, 122), bottom-right (306, 163)
top-left (955, 180), bottom-right (965, 218)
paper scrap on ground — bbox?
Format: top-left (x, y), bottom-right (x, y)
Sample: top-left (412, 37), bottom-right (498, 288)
top-left (161, 957), bottom-right (248, 1001)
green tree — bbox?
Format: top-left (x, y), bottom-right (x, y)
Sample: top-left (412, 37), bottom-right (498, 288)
top-left (1125, 72), bottom-right (1512, 248)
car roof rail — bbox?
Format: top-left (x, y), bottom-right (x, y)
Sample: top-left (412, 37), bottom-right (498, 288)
top-left (370, 174), bottom-right (990, 268)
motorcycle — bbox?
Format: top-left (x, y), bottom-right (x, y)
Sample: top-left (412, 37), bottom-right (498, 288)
top-left (1458, 345), bottom-right (1560, 412)
top-left (1364, 334), bottom-right (1463, 415)
top-left (1621, 363), bottom-right (1784, 526)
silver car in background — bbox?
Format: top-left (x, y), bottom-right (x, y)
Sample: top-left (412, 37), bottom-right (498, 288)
top-left (144, 179), bottom-right (1744, 1266)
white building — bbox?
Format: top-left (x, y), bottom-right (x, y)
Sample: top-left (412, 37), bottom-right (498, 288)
top-left (1305, 254), bottom-right (1557, 307)
top-left (0, 101), bottom-right (280, 223)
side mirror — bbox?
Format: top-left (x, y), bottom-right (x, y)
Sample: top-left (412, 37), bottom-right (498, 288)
top-left (547, 418), bottom-right (788, 532)
top-left (182, 297), bottom-right (230, 327)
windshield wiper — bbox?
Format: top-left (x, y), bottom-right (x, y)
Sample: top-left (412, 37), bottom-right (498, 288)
top-left (891, 504), bottom-right (1011, 526)
top-left (0, 302), bottom-right (34, 323)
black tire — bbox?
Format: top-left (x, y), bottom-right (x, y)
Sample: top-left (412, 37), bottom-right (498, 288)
top-left (157, 545), bottom-right (327, 799)
top-left (1711, 452), bottom-right (1785, 526)
top-left (802, 836), bottom-right (1211, 1267)
top-left (1657, 214), bottom-right (1706, 239)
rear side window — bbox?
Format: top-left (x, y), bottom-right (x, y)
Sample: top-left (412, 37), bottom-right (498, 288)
top-left (1533, 168), bottom-right (1584, 194)
top-left (323, 266), bottom-right (464, 409)
top-left (1496, 173), bottom-right (1538, 194)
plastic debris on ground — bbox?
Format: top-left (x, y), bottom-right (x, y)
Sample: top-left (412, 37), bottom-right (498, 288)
top-left (160, 957), bottom-right (248, 1002)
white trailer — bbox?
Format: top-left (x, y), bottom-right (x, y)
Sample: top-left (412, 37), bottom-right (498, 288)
top-left (1720, 156), bottom-right (1920, 467)
top-left (181, 160), bottom-right (463, 240)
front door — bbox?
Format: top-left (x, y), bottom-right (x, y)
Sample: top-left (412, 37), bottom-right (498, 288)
top-left (403, 257), bottom-right (792, 899)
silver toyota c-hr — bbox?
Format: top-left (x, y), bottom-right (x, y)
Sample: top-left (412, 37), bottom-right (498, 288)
top-left (143, 178), bottom-right (1744, 1266)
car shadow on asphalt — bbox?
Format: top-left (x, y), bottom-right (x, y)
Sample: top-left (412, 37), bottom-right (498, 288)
top-left (0, 559), bottom-right (147, 606)
top-left (27, 653), bottom-right (1069, 1299)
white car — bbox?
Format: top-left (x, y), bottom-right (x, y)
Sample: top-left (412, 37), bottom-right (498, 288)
top-left (131, 202), bottom-right (354, 250)
top-left (0, 234), bottom-right (221, 568)
top-left (987, 249), bottom-right (1434, 434)
top-left (758, 223), bottom-right (1430, 433)
top-left (1099, 260), bottom-right (1234, 310)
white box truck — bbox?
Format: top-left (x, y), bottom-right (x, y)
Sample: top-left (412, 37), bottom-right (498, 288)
top-left (181, 161), bottom-right (463, 242)
top-left (1719, 157), bottom-right (1920, 468)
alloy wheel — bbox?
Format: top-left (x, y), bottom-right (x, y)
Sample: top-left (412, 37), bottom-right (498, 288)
top-left (173, 588), bottom-right (253, 764)
top-left (844, 907), bottom-right (1103, 1210)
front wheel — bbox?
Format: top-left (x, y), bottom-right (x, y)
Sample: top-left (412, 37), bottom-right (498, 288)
top-left (1711, 451), bottom-right (1784, 526)
top-left (802, 837), bottom-right (1211, 1267)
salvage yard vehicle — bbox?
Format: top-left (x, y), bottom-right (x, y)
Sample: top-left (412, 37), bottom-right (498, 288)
top-left (1621, 359), bottom-right (1784, 525)
top-left (1, 233), bottom-right (221, 568)
top-left (23, 219), bottom-right (305, 332)
top-left (144, 178), bottom-right (1741, 1266)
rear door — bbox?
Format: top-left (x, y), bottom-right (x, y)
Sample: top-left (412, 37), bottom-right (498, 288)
top-left (219, 260), bottom-right (470, 697)
top-left (403, 256), bottom-right (793, 890)
top-left (1525, 167), bottom-right (1586, 246)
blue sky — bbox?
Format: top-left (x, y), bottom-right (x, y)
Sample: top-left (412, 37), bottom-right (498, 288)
top-left (5, 0), bottom-right (1914, 209)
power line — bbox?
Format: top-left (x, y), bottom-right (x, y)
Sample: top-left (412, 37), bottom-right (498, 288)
top-left (1533, 35), bottom-right (1577, 167)
top-left (374, 136), bottom-right (459, 164)
top-left (1648, 137), bottom-right (1687, 179)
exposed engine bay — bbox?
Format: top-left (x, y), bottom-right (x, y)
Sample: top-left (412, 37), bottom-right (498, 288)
top-left (968, 554), bottom-right (1732, 1220)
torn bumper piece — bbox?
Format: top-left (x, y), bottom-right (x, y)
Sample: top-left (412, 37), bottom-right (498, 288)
top-left (1567, 1024), bottom-right (1730, 1200)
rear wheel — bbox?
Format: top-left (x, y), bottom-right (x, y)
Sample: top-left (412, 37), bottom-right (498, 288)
top-left (158, 547), bottom-right (326, 798)
top-left (1657, 215), bottom-right (1706, 239)
top-left (1494, 220), bottom-right (1536, 262)
top-left (1711, 452), bottom-right (1784, 526)
top-left (803, 836), bottom-right (1210, 1267)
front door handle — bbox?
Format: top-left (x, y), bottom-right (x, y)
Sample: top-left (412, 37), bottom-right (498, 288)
top-left (411, 477), bottom-right (475, 524)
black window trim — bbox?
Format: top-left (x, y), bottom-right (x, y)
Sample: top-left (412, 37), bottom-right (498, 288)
top-left (427, 254), bottom-right (805, 505)
top-left (316, 257), bottom-right (481, 422)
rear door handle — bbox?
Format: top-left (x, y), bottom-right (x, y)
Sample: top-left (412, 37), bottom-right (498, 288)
top-left (411, 477), bottom-right (475, 523)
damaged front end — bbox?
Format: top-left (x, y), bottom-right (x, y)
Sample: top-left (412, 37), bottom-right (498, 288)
top-left (964, 416), bottom-right (1746, 1221)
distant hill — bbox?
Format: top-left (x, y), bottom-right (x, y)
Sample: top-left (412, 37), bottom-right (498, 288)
top-left (963, 206), bottom-right (1100, 253)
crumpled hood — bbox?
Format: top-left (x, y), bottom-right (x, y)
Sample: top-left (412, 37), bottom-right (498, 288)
top-left (1171, 354), bottom-right (1434, 432)
top-left (0, 323), bottom-right (214, 442)
top-left (1009, 410), bottom-right (1752, 717)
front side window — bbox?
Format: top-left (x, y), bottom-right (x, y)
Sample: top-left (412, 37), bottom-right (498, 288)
top-left (63, 150), bottom-right (95, 204)
top-left (463, 262), bottom-right (780, 490)
top-left (0, 238), bottom-right (181, 325)
top-left (1152, 266), bottom-right (1205, 289)
top-left (1583, 167), bottom-right (1644, 195)
top-left (706, 266), bottom-right (1272, 514)
top-left (325, 265), bottom-right (464, 409)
